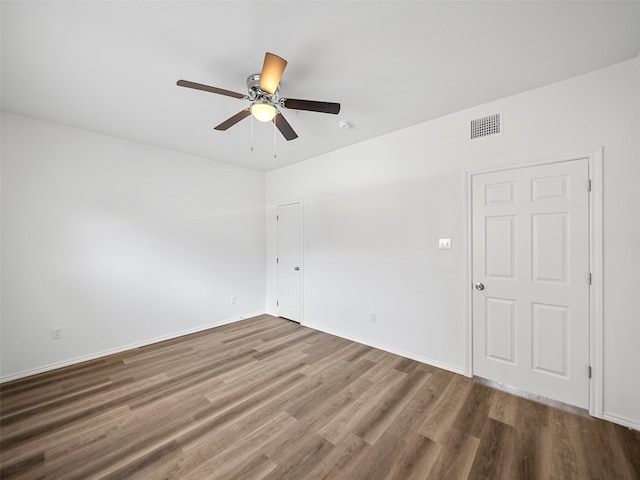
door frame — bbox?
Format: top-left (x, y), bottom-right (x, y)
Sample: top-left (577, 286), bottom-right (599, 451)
top-left (464, 148), bottom-right (603, 417)
top-left (276, 200), bottom-right (304, 324)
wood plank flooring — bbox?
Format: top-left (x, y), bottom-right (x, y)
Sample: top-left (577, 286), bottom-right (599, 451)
top-left (1, 314), bottom-right (638, 479)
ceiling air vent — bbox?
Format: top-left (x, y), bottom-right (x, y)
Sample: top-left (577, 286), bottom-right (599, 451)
top-left (471, 113), bottom-right (501, 139)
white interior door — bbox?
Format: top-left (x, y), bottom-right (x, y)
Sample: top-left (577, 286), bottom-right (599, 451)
top-left (472, 159), bottom-right (590, 408)
top-left (277, 203), bottom-right (302, 323)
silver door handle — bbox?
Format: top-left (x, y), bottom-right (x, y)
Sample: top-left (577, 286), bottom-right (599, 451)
top-left (294, 266), bottom-right (300, 271)
top-left (475, 282), bottom-right (484, 291)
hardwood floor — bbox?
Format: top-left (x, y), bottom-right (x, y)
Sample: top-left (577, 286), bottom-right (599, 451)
top-left (1, 314), bottom-right (638, 479)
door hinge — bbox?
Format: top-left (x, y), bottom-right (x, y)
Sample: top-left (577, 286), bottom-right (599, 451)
top-left (276, 300), bottom-right (279, 306)
top-left (588, 365), bottom-right (592, 378)
top-left (588, 179), bottom-right (592, 192)
top-left (276, 257), bottom-right (279, 264)
top-left (277, 215), bottom-right (279, 221)
top-left (589, 273), bottom-right (592, 285)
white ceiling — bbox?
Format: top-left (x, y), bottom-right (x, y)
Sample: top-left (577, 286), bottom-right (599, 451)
top-left (2, 1), bottom-right (640, 172)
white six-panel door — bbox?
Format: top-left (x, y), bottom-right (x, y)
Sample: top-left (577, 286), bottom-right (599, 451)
top-left (472, 159), bottom-right (590, 408)
top-left (277, 203), bottom-right (302, 323)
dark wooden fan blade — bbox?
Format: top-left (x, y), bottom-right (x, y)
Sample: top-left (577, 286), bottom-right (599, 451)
top-left (274, 112), bottom-right (298, 141)
top-left (177, 80), bottom-right (246, 99)
top-left (260, 52), bottom-right (287, 95)
top-left (281, 98), bottom-right (340, 114)
top-left (214, 109), bottom-right (251, 131)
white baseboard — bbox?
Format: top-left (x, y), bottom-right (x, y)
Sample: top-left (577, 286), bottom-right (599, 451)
top-left (0, 312), bottom-right (266, 383)
top-left (302, 321), bottom-right (466, 376)
top-left (603, 412), bottom-right (640, 432)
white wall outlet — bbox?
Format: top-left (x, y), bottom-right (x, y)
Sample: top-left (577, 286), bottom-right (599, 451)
top-left (438, 238), bottom-right (452, 250)
top-left (230, 296), bottom-right (237, 304)
top-left (52, 327), bottom-right (63, 339)
top-left (370, 313), bottom-right (377, 323)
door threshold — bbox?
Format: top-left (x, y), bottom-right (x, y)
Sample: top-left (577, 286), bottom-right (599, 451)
top-left (474, 376), bottom-right (589, 417)
top-left (278, 316), bottom-right (301, 325)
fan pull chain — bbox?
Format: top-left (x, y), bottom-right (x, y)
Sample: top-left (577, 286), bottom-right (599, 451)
top-left (273, 119), bottom-right (277, 158)
top-left (250, 115), bottom-right (254, 152)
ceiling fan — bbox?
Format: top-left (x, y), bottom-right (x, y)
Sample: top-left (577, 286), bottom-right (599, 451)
top-left (177, 52), bottom-right (341, 141)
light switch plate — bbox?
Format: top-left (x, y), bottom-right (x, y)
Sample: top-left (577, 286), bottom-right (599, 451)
top-left (439, 238), bottom-right (452, 250)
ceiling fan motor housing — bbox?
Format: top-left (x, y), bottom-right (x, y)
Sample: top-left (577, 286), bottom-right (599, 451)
top-left (246, 73), bottom-right (279, 102)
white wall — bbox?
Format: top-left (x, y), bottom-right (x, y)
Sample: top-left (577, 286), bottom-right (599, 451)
top-left (1, 112), bottom-right (266, 380)
top-left (266, 58), bottom-right (640, 429)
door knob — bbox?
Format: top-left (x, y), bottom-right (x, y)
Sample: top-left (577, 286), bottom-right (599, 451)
top-left (294, 266), bottom-right (300, 271)
top-left (475, 282), bottom-right (484, 291)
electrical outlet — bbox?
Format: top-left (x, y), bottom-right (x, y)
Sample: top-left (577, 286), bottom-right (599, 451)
top-left (370, 313), bottom-right (377, 323)
top-left (438, 238), bottom-right (452, 250)
top-left (52, 327), bottom-right (63, 339)
top-left (230, 296), bottom-right (237, 305)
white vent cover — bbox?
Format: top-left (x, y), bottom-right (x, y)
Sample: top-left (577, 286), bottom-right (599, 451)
top-left (471, 113), bottom-right (501, 139)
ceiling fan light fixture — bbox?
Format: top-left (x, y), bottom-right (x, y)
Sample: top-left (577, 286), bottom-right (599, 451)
top-left (250, 102), bottom-right (277, 122)
top-left (178, 51), bottom-right (340, 141)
